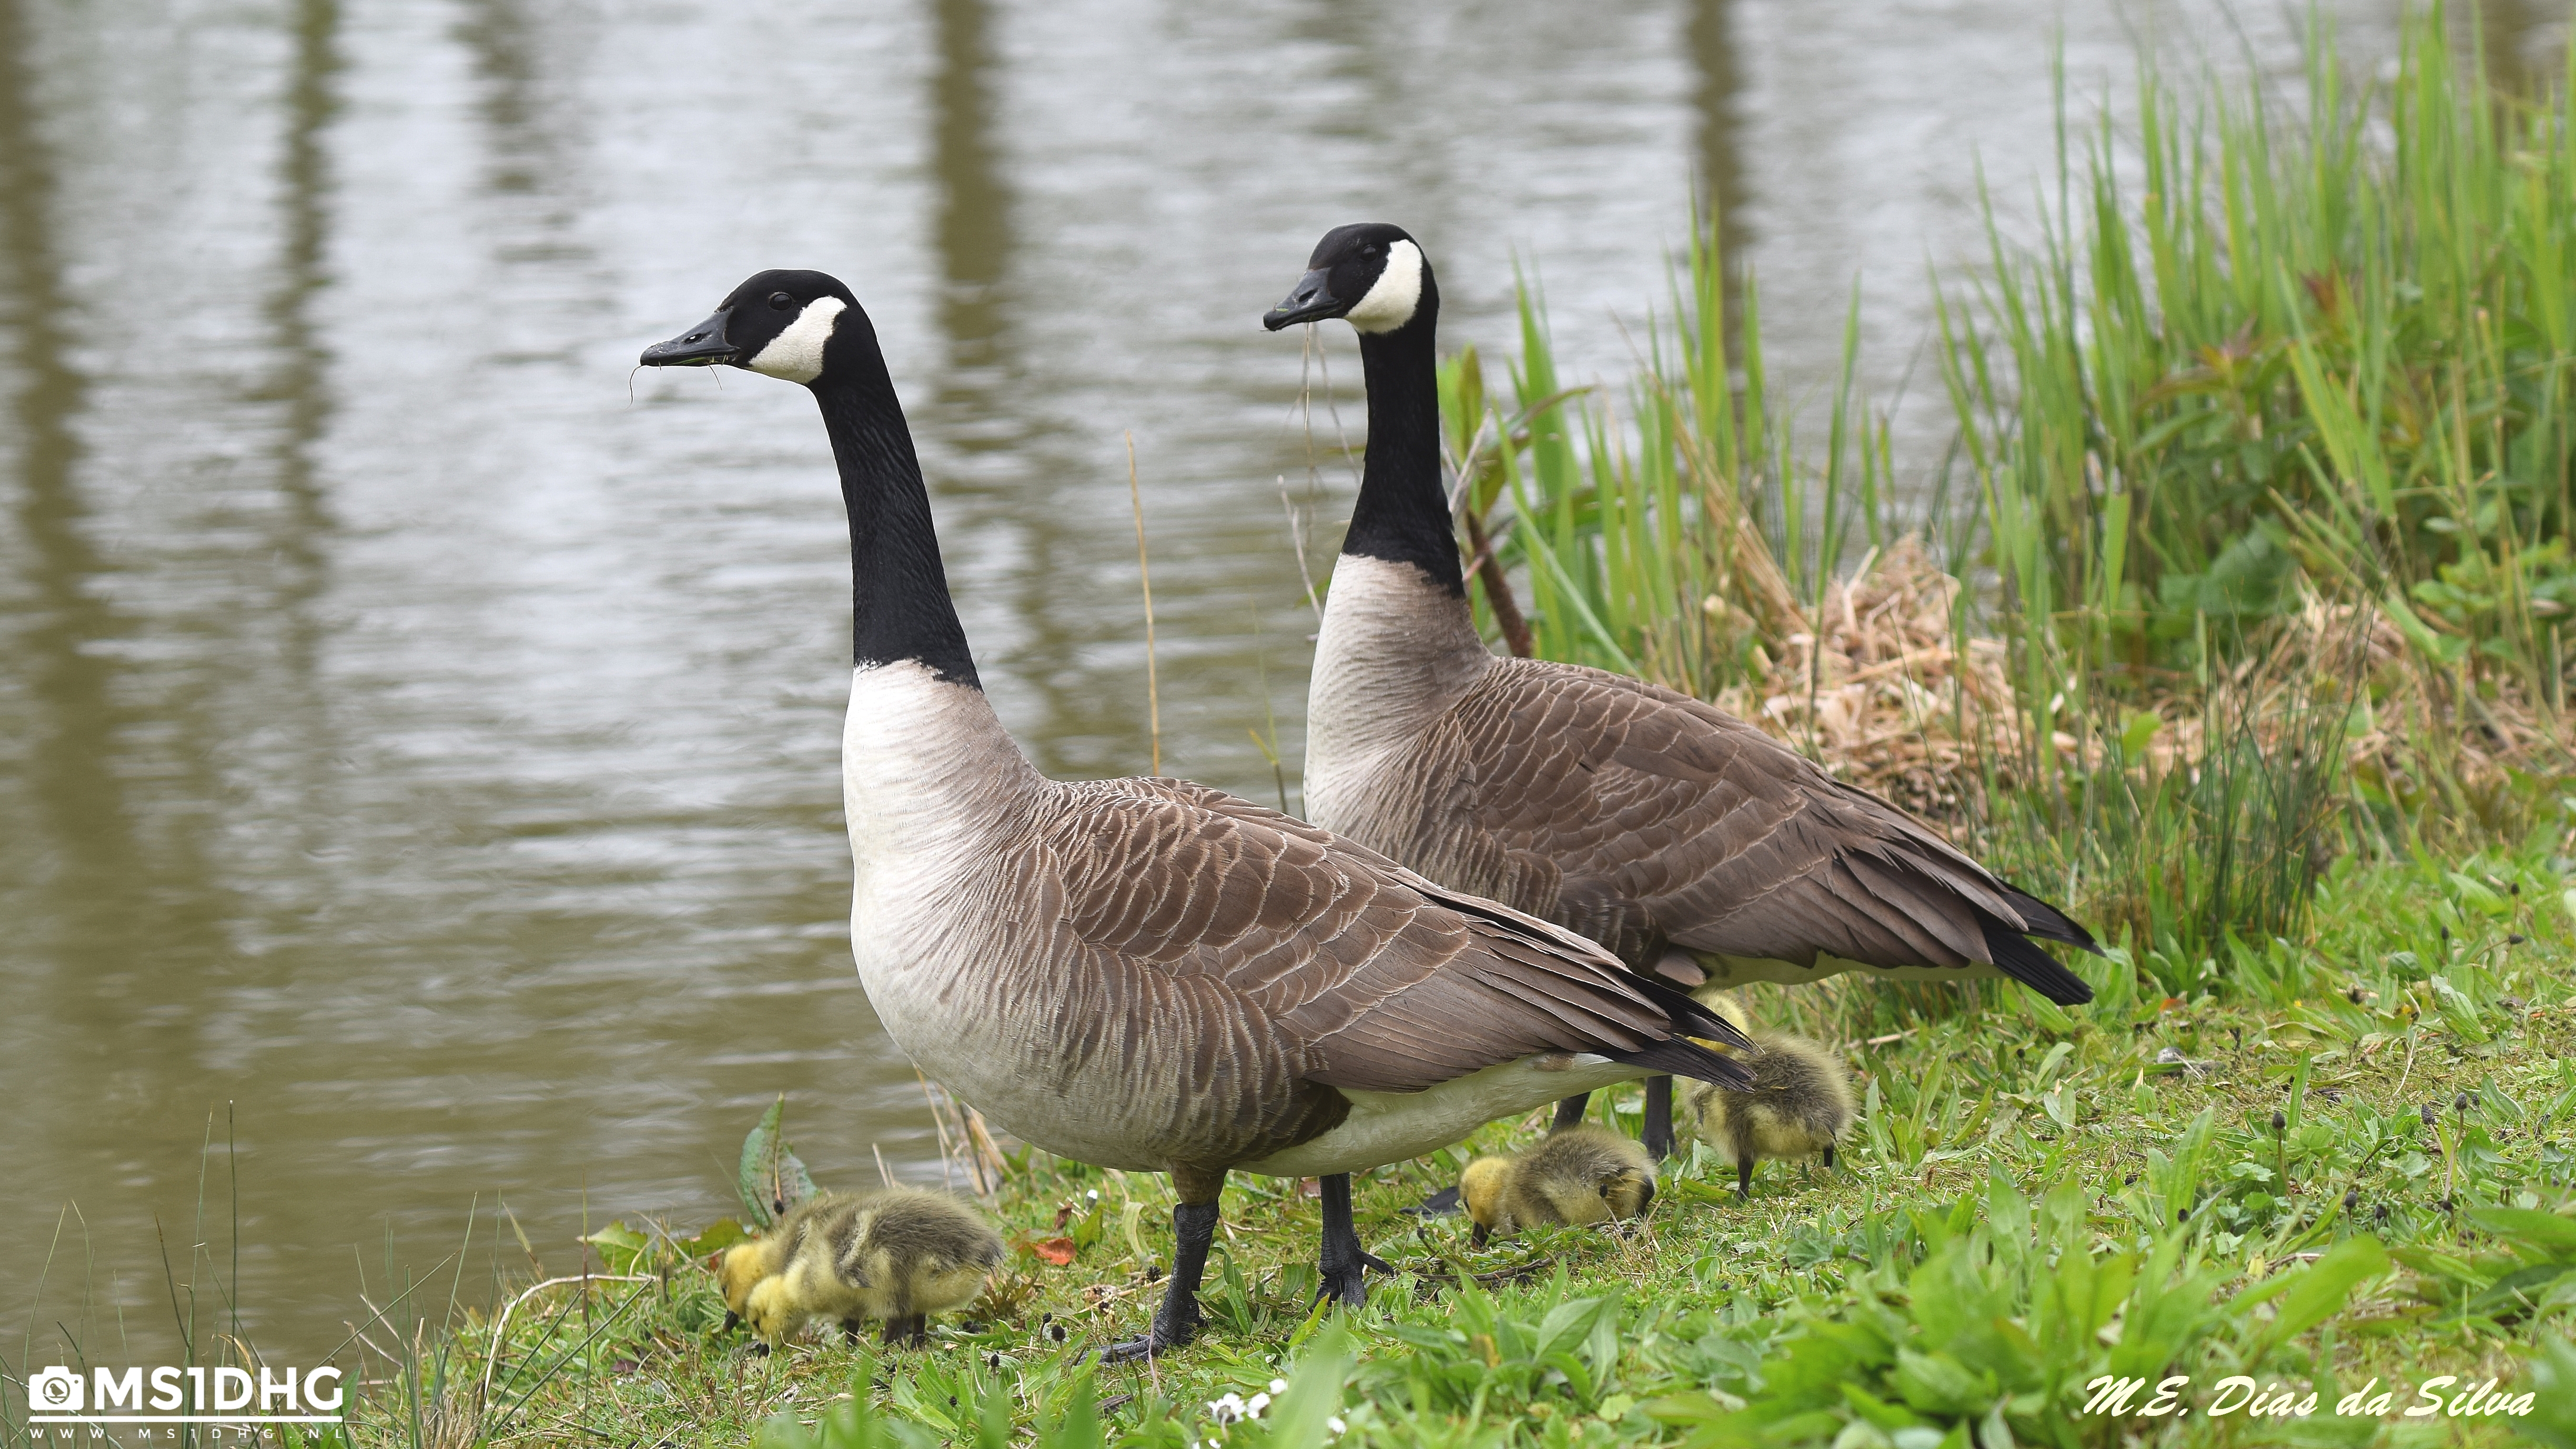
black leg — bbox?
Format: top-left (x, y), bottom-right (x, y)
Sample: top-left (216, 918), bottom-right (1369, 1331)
top-left (842, 1318), bottom-right (865, 1345)
top-left (1100, 1198), bottom-right (1218, 1361)
top-left (1316, 1173), bottom-right (1391, 1306)
top-left (1735, 1158), bottom-right (1753, 1199)
top-left (1552, 1093), bottom-right (1590, 1131)
top-left (1823, 1146), bottom-right (1837, 1170)
top-left (878, 1314), bottom-right (927, 1348)
top-left (1642, 1077), bottom-right (1674, 1159)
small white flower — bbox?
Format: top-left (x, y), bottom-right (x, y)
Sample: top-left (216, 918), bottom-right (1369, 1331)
top-left (1207, 1392), bottom-right (1248, 1425)
top-left (1248, 1393), bottom-right (1271, 1416)
top-left (1269, 1379), bottom-right (1288, 1395)
top-left (1327, 1416), bottom-right (1348, 1436)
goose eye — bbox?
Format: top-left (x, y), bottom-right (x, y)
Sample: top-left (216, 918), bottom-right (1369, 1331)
top-left (768, 291), bottom-right (795, 311)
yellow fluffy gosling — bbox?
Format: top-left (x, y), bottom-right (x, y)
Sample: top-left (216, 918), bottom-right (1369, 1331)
top-left (741, 1187), bottom-right (1004, 1348)
top-left (717, 1193), bottom-right (844, 1330)
top-left (1680, 991), bottom-right (1855, 1198)
top-left (1458, 1123), bottom-right (1655, 1248)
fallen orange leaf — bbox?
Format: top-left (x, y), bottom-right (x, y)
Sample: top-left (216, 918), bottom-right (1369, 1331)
top-left (1028, 1237), bottom-right (1077, 1265)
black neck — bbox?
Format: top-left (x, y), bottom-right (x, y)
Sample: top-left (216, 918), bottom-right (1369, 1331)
top-left (1344, 317), bottom-right (1464, 595)
top-left (812, 349), bottom-right (981, 688)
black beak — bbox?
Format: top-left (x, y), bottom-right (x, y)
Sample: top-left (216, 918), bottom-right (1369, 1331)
top-left (1262, 268), bottom-right (1343, 330)
top-left (641, 309), bottom-right (736, 367)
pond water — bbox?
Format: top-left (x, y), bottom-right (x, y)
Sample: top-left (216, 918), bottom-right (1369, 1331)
top-left (1, 0), bottom-right (2560, 1370)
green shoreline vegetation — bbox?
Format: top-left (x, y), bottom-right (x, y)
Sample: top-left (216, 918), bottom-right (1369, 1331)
top-left (13, 10), bottom-right (2576, 1448)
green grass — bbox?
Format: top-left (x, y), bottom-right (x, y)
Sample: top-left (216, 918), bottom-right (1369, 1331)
top-left (307, 842), bottom-right (2576, 1448)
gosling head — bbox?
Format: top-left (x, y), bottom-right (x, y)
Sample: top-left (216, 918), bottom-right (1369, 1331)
top-left (1262, 222), bottom-right (1436, 337)
top-left (641, 269), bottom-right (866, 386)
top-left (1599, 1163), bottom-right (1655, 1220)
top-left (716, 1237), bottom-right (782, 1323)
top-left (742, 1275), bottom-right (800, 1350)
top-left (1459, 1155), bottom-right (1511, 1249)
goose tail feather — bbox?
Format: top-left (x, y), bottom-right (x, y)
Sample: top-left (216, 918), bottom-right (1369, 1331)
top-left (1611, 1035), bottom-right (1755, 1089)
top-left (1620, 968), bottom-right (1754, 1052)
top-left (2001, 886), bottom-right (2101, 955)
top-left (1982, 916), bottom-right (2096, 1005)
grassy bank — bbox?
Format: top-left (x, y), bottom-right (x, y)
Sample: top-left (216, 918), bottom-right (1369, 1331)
top-left (309, 842), bottom-right (2576, 1448)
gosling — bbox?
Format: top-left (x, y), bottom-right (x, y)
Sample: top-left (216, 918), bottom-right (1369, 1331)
top-left (717, 1193), bottom-right (841, 1330)
top-left (1458, 1124), bottom-right (1656, 1248)
top-left (1680, 993), bottom-right (1855, 1198)
top-left (742, 1187), bottom-right (1005, 1349)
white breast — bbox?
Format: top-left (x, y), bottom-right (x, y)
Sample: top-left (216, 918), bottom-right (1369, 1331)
top-left (835, 665), bottom-right (1180, 1170)
top-left (1304, 555), bottom-right (1490, 836)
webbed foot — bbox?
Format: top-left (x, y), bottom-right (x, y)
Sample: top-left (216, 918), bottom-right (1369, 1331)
top-left (1316, 1249), bottom-right (1391, 1308)
top-left (1096, 1303), bottom-right (1200, 1362)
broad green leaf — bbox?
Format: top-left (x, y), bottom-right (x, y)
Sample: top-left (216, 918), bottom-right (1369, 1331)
top-left (581, 1221), bottom-right (651, 1274)
top-left (738, 1093), bottom-right (820, 1228)
top-left (2465, 1208), bottom-right (2576, 1261)
top-left (2239, 1237), bottom-right (2388, 1361)
top-left (1264, 1326), bottom-right (1358, 1449)
top-left (677, 1218), bottom-right (752, 1261)
top-left (2515, 1335), bottom-right (2576, 1449)
top-left (1534, 1295), bottom-right (1615, 1363)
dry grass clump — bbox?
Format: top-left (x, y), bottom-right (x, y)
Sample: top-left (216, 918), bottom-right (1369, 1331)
top-left (1688, 542), bottom-right (2571, 841)
top-left (1701, 537), bottom-right (2026, 821)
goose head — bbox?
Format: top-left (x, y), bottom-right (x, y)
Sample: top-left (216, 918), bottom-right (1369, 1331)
top-left (640, 269), bottom-right (863, 385)
top-left (1262, 222), bottom-right (1436, 336)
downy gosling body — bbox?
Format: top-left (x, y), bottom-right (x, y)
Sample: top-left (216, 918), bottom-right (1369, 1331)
top-left (740, 1187), bottom-right (1004, 1348)
top-left (1679, 993), bottom-right (1855, 1197)
top-left (640, 271), bottom-right (1755, 1361)
top-left (1459, 1123), bottom-right (1655, 1247)
top-left (1262, 224), bottom-right (2097, 1159)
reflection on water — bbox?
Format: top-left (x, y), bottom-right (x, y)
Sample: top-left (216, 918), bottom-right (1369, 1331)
top-left (0, 0), bottom-right (2562, 1367)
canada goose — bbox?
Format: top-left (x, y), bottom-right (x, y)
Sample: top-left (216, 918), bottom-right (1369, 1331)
top-left (1458, 1123), bottom-right (1655, 1248)
top-left (639, 270), bottom-right (1755, 1360)
top-left (1676, 992), bottom-right (1855, 1197)
top-left (1261, 224), bottom-right (2097, 1158)
top-left (737, 1187), bottom-right (1005, 1348)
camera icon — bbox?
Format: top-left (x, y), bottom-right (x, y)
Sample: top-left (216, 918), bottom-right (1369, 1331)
top-left (29, 1366), bottom-right (83, 1413)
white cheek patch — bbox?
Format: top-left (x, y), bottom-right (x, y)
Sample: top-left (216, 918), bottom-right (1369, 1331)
top-left (1345, 240), bottom-right (1424, 334)
top-left (748, 295), bottom-right (847, 383)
